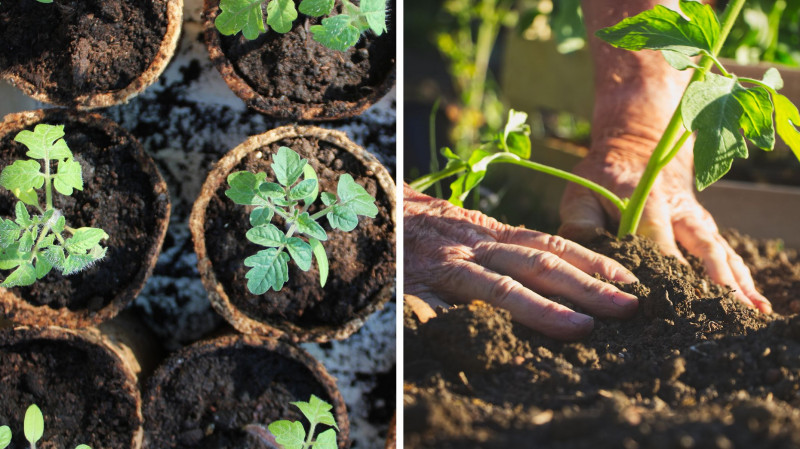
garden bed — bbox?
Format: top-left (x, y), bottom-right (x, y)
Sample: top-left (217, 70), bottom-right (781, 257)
top-left (405, 231), bottom-right (800, 448)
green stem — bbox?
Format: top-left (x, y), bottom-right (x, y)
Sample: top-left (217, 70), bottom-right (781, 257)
top-left (615, 0), bottom-right (747, 237)
top-left (738, 76), bottom-right (777, 93)
top-left (304, 422), bottom-right (318, 449)
top-left (309, 205), bottom-right (334, 221)
top-left (44, 158), bottom-right (52, 211)
top-left (408, 165), bottom-right (466, 192)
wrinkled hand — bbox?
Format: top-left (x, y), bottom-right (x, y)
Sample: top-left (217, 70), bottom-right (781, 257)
top-left (559, 135), bottom-right (772, 314)
top-left (404, 184), bottom-right (640, 340)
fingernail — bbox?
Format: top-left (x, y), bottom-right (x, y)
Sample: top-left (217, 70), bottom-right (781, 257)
top-left (612, 291), bottom-right (638, 307)
top-left (615, 270), bottom-right (639, 284)
top-left (569, 313), bottom-right (593, 326)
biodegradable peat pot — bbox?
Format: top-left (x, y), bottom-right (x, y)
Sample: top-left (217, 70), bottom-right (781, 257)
top-left (0, 109), bottom-right (170, 328)
top-left (143, 334), bottom-right (350, 448)
top-left (203, 0), bottom-right (396, 120)
top-left (0, 0), bottom-right (182, 109)
top-left (0, 326), bottom-right (143, 449)
top-left (190, 125), bottom-right (395, 342)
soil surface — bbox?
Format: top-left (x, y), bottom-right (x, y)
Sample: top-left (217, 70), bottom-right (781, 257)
top-left (405, 232), bottom-right (800, 448)
top-left (211, 0), bottom-right (396, 118)
top-left (0, 0), bottom-right (167, 105)
top-left (203, 135), bottom-right (395, 328)
top-left (0, 110), bottom-right (167, 312)
top-left (0, 330), bottom-right (140, 449)
top-left (144, 340), bottom-right (341, 448)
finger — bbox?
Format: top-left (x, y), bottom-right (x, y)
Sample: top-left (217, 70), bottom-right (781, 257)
top-left (717, 235), bottom-right (772, 314)
top-left (438, 260), bottom-right (595, 340)
top-left (639, 201), bottom-right (688, 264)
top-left (673, 217), bottom-right (756, 309)
top-left (499, 228), bottom-right (638, 284)
top-left (474, 242), bottom-right (638, 318)
top-left (559, 186), bottom-right (608, 243)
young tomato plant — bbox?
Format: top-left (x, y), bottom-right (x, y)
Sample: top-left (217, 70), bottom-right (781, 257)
top-left (226, 146), bottom-right (377, 294)
top-left (243, 395), bottom-right (339, 449)
top-left (412, 0), bottom-right (800, 239)
top-left (215, 0), bottom-right (388, 51)
top-left (0, 124), bottom-right (107, 287)
top-left (0, 404), bottom-right (91, 449)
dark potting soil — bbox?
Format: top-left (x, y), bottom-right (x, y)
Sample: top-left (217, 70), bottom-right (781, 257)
top-left (144, 342), bottom-right (337, 448)
top-left (204, 135), bottom-right (395, 328)
top-left (404, 232), bottom-right (800, 448)
top-left (0, 111), bottom-right (166, 312)
top-left (0, 333), bottom-right (140, 449)
top-left (0, 0), bottom-right (167, 105)
top-left (215, 0), bottom-right (395, 117)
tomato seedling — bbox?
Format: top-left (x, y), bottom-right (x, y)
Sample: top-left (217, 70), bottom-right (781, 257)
top-left (243, 395), bottom-right (339, 449)
top-left (0, 404), bottom-right (91, 449)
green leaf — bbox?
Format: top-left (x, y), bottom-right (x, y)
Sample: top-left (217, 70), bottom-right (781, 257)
top-left (327, 205), bottom-right (358, 231)
top-left (336, 174), bottom-right (378, 217)
top-left (19, 229), bottom-right (34, 253)
top-left (774, 93), bottom-right (800, 162)
top-left (309, 237), bottom-right (328, 287)
top-left (0, 219), bottom-right (21, 248)
top-left (6, 263), bottom-right (37, 287)
top-left (0, 244), bottom-right (29, 270)
top-left (266, 0), bottom-right (298, 33)
top-left (52, 215), bottom-right (65, 234)
top-left (661, 49), bottom-right (700, 70)
top-left (0, 426), bottom-right (11, 449)
top-left (315, 428), bottom-right (338, 449)
top-left (285, 237), bottom-right (312, 271)
top-left (13, 187), bottom-right (39, 207)
top-left (62, 251), bottom-right (105, 275)
top-left (272, 147), bottom-right (307, 187)
top-left (267, 420), bottom-right (306, 449)
top-left (244, 248), bottom-right (290, 293)
top-left (502, 109), bottom-right (531, 158)
top-left (301, 164), bottom-right (319, 204)
top-left (289, 179), bottom-right (317, 201)
top-left (54, 158), bottom-right (83, 195)
top-left (311, 15), bottom-right (361, 51)
top-left (14, 124), bottom-right (72, 160)
top-left (42, 246), bottom-right (66, 269)
top-left (595, 1), bottom-right (718, 56)
top-left (65, 227), bottom-right (108, 254)
top-left (0, 160), bottom-right (44, 193)
top-left (35, 257), bottom-right (53, 279)
top-left (733, 85), bottom-right (775, 151)
top-left (761, 67), bottom-right (784, 91)
top-left (292, 395), bottom-right (338, 430)
top-left (246, 224), bottom-right (286, 247)
top-left (272, 197), bottom-right (293, 207)
top-left (215, 0), bottom-right (266, 40)
top-left (226, 171), bottom-right (269, 206)
top-left (75, 445), bottom-right (92, 449)
top-left (360, 0), bottom-right (387, 35)
top-left (681, 73), bottom-right (775, 190)
top-left (24, 404), bottom-right (44, 446)
top-left (296, 212), bottom-right (327, 240)
top-left (258, 181), bottom-right (285, 199)
top-left (250, 206), bottom-right (274, 226)
top-left (298, 0), bottom-right (333, 17)
top-left (15, 201), bottom-right (31, 227)
top-left (320, 192), bottom-right (337, 206)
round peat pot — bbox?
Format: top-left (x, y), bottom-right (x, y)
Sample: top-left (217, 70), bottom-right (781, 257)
top-left (143, 334), bottom-right (350, 448)
top-left (0, 109), bottom-right (170, 328)
top-left (190, 125), bottom-right (395, 342)
top-left (0, 326), bottom-right (143, 449)
top-left (203, 0), bottom-right (396, 120)
top-left (0, 0), bottom-right (182, 109)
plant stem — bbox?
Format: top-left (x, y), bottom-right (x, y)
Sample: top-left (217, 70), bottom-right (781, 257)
top-left (615, 0), bottom-right (747, 238)
top-left (44, 157), bottom-right (52, 211)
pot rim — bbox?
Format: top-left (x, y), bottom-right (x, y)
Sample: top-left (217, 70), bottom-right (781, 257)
top-left (2, 0), bottom-right (183, 109)
top-left (0, 109), bottom-right (171, 328)
top-left (202, 0), bottom-right (396, 121)
top-left (0, 325), bottom-right (144, 449)
top-left (143, 333), bottom-right (350, 448)
top-left (189, 124), bottom-right (396, 342)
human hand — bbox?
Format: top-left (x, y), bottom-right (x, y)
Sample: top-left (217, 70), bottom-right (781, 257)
top-left (559, 134), bottom-right (773, 314)
top-left (404, 184), bottom-right (640, 340)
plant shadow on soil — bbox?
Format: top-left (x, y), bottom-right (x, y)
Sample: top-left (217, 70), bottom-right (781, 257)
top-left (404, 231), bottom-right (800, 448)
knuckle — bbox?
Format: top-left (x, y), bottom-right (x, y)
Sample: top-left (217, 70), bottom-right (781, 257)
top-left (489, 275), bottom-right (520, 307)
top-left (544, 234), bottom-right (570, 257)
top-left (526, 251), bottom-right (562, 278)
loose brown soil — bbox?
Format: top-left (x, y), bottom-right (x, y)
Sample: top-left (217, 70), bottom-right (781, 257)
top-left (404, 232), bottom-right (800, 448)
top-left (0, 329), bottom-right (140, 449)
top-left (207, 0), bottom-right (396, 118)
top-left (144, 337), bottom-right (345, 448)
top-left (0, 110), bottom-right (168, 313)
top-left (0, 0), bottom-right (167, 105)
top-left (203, 135), bottom-right (394, 328)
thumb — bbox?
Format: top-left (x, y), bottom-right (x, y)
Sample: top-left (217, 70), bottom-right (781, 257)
top-left (558, 186), bottom-right (608, 242)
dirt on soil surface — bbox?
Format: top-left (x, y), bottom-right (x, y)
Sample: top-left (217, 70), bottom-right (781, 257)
top-left (404, 231), bottom-right (800, 448)
top-left (204, 135), bottom-right (395, 328)
top-left (0, 111), bottom-right (166, 312)
top-left (0, 0), bottom-right (167, 105)
top-left (144, 342), bottom-right (339, 448)
top-left (215, 0), bottom-right (395, 118)
top-left (0, 332), bottom-right (140, 449)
